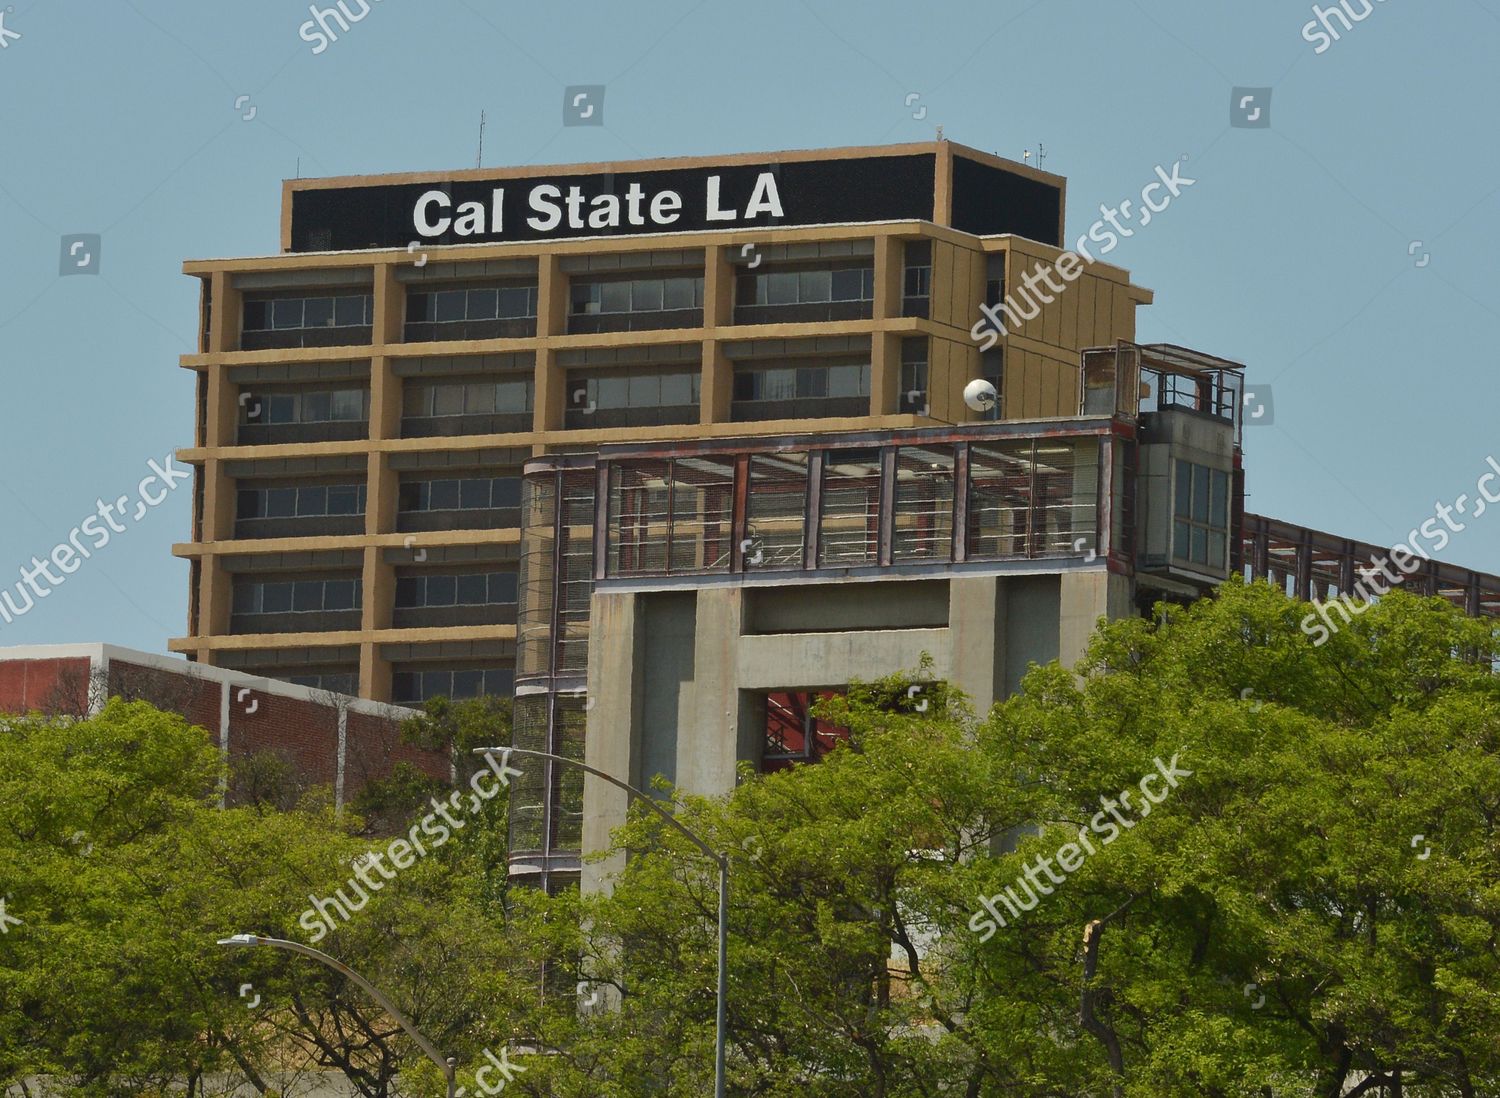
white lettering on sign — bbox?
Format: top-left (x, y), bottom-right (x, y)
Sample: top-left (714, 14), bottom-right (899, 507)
top-left (412, 172), bottom-right (784, 240)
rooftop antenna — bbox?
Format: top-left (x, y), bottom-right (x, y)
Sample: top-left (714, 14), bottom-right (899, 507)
top-left (295, 157), bottom-right (301, 179)
top-left (1022, 142), bottom-right (1047, 169)
top-left (476, 110), bottom-right (486, 169)
top-left (935, 124), bottom-right (944, 142)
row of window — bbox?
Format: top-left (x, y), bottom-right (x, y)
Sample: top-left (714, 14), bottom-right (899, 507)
top-left (232, 578), bottom-right (363, 615)
top-left (392, 666), bottom-right (513, 705)
top-left (402, 378), bottom-right (534, 418)
top-left (606, 438), bottom-right (1100, 577)
top-left (243, 389), bottom-right (368, 426)
top-left (570, 370), bottom-right (701, 411)
top-left (406, 286), bottom-right (537, 324)
top-left (732, 362), bottom-right (870, 403)
top-left (237, 484), bottom-right (367, 520)
top-left (397, 477), bottom-right (521, 513)
top-left (570, 276), bottom-right (704, 315)
top-left (735, 266), bottom-right (874, 307)
top-left (394, 572), bottom-right (517, 608)
top-left (243, 294), bottom-right (372, 332)
top-left (237, 262), bottom-right (886, 346)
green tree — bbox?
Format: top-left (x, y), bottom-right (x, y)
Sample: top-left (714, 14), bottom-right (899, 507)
top-left (556, 581), bottom-right (1500, 1097)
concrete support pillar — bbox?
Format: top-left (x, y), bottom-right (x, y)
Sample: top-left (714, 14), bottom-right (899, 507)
top-left (1058, 570), bottom-right (1133, 670)
top-left (948, 575), bottom-right (1007, 713)
top-left (536, 253), bottom-right (567, 337)
top-left (534, 346), bottom-right (565, 434)
top-left (869, 331), bottom-right (899, 418)
top-left (360, 640), bottom-right (391, 703)
top-left (581, 592), bottom-right (645, 895)
top-left (701, 338), bottom-right (732, 425)
top-left (371, 262), bottom-right (403, 346)
top-left (704, 242), bottom-right (733, 328)
top-left (677, 587), bottom-right (742, 799)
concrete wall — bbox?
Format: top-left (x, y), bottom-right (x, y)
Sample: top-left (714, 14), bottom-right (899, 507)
top-left (580, 566), bottom-right (1121, 891)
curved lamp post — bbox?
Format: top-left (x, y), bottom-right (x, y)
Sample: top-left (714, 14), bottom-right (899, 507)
top-left (479, 745), bottom-right (729, 1098)
top-left (217, 934), bottom-right (458, 1097)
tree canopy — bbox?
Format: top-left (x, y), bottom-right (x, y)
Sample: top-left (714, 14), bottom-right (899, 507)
top-left (3, 580), bottom-right (1498, 1097)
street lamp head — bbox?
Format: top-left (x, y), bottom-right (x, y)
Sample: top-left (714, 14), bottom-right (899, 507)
top-left (217, 934), bottom-right (262, 947)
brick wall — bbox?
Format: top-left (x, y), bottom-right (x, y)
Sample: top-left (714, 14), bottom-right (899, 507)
top-left (0, 652), bottom-right (450, 807)
top-left (0, 657), bottom-right (93, 716)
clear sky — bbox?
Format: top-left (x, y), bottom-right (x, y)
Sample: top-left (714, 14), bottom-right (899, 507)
top-left (0, 0), bottom-right (1494, 652)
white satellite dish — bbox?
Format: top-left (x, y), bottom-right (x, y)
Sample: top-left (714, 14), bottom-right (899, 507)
top-left (963, 378), bottom-right (998, 413)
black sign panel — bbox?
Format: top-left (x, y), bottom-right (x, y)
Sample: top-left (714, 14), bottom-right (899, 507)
top-left (290, 155), bottom-right (939, 252)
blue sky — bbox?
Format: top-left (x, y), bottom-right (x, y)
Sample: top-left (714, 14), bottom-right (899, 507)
top-left (0, 0), bottom-right (1495, 651)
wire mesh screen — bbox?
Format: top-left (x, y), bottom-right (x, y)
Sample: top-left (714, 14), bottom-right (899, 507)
top-left (819, 449), bottom-right (882, 566)
top-left (745, 453), bottom-right (810, 570)
top-left (508, 693), bottom-right (550, 853)
top-left (556, 471), bottom-right (596, 674)
top-left (609, 458), bottom-right (734, 576)
top-left (515, 475), bottom-right (557, 679)
top-left (552, 695), bottom-right (588, 851)
top-left (892, 445), bottom-right (955, 562)
top-left (967, 441), bottom-right (1034, 558)
top-left (968, 438), bottom-right (1099, 558)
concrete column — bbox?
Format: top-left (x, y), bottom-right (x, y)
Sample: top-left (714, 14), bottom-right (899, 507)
top-left (207, 270), bottom-right (239, 354)
top-left (677, 587), bottom-right (742, 799)
top-left (360, 640), bottom-right (391, 703)
top-left (874, 234), bottom-right (901, 322)
top-left (869, 331), bottom-right (899, 418)
top-left (368, 356), bottom-right (401, 442)
top-left (1058, 570), bottom-right (1132, 670)
top-left (536, 253), bottom-right (567, 338)
top-left (534, 346), bottom-right (565, 434)
top-left (371, 262), bottom-right (403, 346)
top-left (704, 242), bottom-right (733, 328)
top-left (196, 555), bottom-right (232, 664)
top-left (948, 575), bottom-right (1006, 713)
top-left (700, 338), bottom-right (732, 425)
top-left (581, 592), bottom-right (645, 895)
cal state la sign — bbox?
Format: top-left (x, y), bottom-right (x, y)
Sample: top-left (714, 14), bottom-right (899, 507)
top-left (286, 150), bottom-right (1066, 252)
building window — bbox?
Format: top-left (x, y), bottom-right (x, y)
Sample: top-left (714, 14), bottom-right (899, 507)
top-left (567, 275), bottom-right (704, 333)
top-left (285, 671), bottom-right (359, 694)
top-left (236, 483), bottom-right (367, 520)
top-left (242, 388), bottom-right (368, 426)
top-left (1173, 460), bottom-right (1230, 570)
top-left (395, 571), bottom-right (518, 608)
top-left (398, 476), bottom-right (521, 513)
top-left (241, 292), bottom-right (373, 349)
top-left (819, 449), bottom-right (882, 566)
top-left (980, 348), bottom-right (1004, 419)
top-left (232, 578), bottom-right (363, 615)
top-left (404, 378), bottom-right (532, 418)
top-left (565, 369), bottom-right (701, 428)
top-left (391, 666), bottom-right (514, 705)
top-left (731, 360), bottom-right (870, 422)
top-left (902, 240), bottom-right (932, 318)
top-left (899, 337), bottom-right (928, 414)
top-left (761, 690), bottom-right (850, 772)
top-left (737, 266), bottom-right (874, 306)
top-left (405, 284), bottom-right (538, 341)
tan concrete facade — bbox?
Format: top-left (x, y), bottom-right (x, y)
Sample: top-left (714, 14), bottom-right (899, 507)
top-left (171, 141), bottom-right (1153, 704)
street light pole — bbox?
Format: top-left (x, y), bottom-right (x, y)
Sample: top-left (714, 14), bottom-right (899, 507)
top-left (217, 934), bottom-right (458, 1098)
top-left (479, 746), bottom-right (729, 1098)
